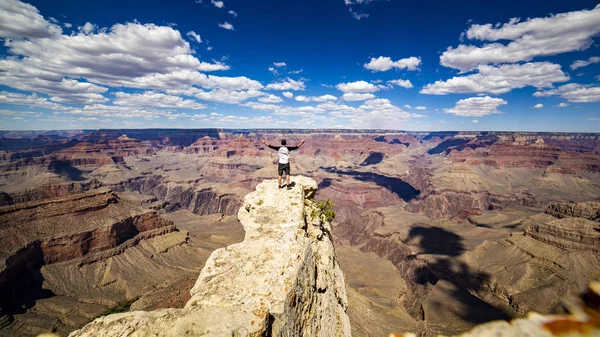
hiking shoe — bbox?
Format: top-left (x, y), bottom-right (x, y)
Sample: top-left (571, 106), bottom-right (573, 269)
top-left (278, 185), bottom-right (284, 189)
top-left (287, 185), bottom-right (292, 190)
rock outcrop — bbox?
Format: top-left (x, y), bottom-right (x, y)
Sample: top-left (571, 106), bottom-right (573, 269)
top-left (69, 176), bottom-right (351, 337)
top-left (545, 202), bottom-right (600, 222)
top-left (394, 281), bottom-right (600, 337)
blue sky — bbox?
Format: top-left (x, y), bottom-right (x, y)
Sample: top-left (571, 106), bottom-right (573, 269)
top-left (0, 0), bottom-right (599, 131)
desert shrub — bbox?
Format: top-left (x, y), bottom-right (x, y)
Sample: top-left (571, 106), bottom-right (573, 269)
top-left (311, 199), bottom-right (336, 222)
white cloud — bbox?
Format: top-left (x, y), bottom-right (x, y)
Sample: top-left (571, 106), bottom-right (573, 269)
top-left (342, 92), bottom-right (375, 101)
top-left (472, 120), bottom-right (479, 123)
top-left (414, 106), bottom-right (426, 110)
top-left (265, 78), bottom-right (305, 91)
top-left (228, 10), bottom-right (237, 17)
top-left (295, 94), bottom-right (337, 102)
top-left (118, 71), bottom-right (263, 91)
top-left (273, 62), bottom-right (287, 67)
top-left (532, 103), bottom-right (543, 109)
top-left (218, 22), bottom-right (234, 30)
top-left (289, 69), bottom-right (303, 74)
top-left (440, 5), bottom-right (600, 71)
top-left (534, 83), bottom-right (600, 103)
top-left (211, 0), bottom-right (225, 8)
top-left (1, 22), bottom-right (203, 89)
top-left (282, 92), bottom-right (293, 99)
top-left (63, 23), bottom-right (72, 28)
top-left (186, 31), bottom-right (202, 43)
top-left (268, 67), bottom-right (278, 76)
top-left (114, 91), bottom-right (206, 109)
top-left (336, 80), bottom-right (379, 93)
top-left (258, 94), bottom-right (283, 103)
top-left (0, 0), bottom-right (62, 38)
top-left (68, 104), bottom-right (189, 119)
top-left (167, 88), bottom-right (264, 104)
top-left (421, 62), bottom-right (569, 95)
top-left (364, 56), bottom-right (421, 72)
top-left (349, 8), bottom-right (369, 20)
top-left (444, 96), bottom-right (507, 117)
top-left (197, 61), bottom-right (230, 72)
top-left (0, 91), bottom-right (67, 110)
top-left (570, 56), bottom-right (600, 70)
top-left (556, 102), bottom-right (569, 108)
top-left (207, 46), bottom-right (213, 51)
top-left (79, 22), bottom-right (96, 35)
top-left (404, 104), bottom-right (412, 109)
top-left (387, 79), bottom-right (413, 89)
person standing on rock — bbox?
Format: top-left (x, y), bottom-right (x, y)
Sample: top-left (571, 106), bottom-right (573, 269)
top-left (261, 138), bottom-right (306, 189)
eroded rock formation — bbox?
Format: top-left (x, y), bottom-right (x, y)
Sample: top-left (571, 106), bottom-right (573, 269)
top-left (69, 176), bottom-right (351, 337)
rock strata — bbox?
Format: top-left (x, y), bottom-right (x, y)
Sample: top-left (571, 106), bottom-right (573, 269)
top-left (69, 176), bottom-right (351, 337)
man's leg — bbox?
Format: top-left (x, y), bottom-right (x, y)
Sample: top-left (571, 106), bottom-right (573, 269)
top-left (286, 174), bottom-right (290, 186)
top-left (278, 175), bottom-right (283, 187)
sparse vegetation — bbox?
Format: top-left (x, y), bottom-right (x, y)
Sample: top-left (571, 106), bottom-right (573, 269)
top-left (311, 199), bottom-right (336, 222)
top-left (257, 199), bottom-right (264, 206)
top-left (97, 297), bottom-right (140, 318)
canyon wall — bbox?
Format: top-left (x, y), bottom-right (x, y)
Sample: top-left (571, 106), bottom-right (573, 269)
top-left (69, 176), bottom-right (351, 337)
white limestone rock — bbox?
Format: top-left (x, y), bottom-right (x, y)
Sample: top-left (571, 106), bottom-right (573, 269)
top-left (69, 176), bottom-right (351, 337)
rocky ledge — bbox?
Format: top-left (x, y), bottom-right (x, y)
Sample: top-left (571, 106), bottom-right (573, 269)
top-left (69, 176), bottom-right (351, 337)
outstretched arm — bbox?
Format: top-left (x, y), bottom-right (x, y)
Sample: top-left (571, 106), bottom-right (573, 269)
top-left (288, 140), bottom-right (306, 151)
top-left (261, 139), bottom-right (279, 150)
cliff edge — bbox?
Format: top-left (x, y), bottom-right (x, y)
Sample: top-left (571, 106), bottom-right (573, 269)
top-left (69, 176), bottom-right (351, 337)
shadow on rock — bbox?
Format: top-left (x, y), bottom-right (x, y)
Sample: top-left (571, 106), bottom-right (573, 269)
top-left (321, 167), bottom-right (419, 202)
top-left (408, 226), bottom-right (465, 257)
top-left (48, 160), bottom-right (85, 181)
top-left (410, 226), bottom-right (512, 325)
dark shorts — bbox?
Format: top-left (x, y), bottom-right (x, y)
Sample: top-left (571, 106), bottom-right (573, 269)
top-left (278, 163), bottom-right (290, 176)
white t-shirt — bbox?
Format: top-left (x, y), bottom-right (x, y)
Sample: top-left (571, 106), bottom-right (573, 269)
top-left (278, 146), bottom-right (290, 164)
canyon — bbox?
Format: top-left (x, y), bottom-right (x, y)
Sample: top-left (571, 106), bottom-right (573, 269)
top-left (0, 129), bottom-right (599, 336)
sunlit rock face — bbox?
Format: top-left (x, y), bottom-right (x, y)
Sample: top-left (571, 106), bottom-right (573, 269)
top-left (69, 176), bottom-right (351, 337)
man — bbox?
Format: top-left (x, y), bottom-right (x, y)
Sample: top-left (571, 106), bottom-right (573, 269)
top-left (262, 138), bottom-right (306, 189)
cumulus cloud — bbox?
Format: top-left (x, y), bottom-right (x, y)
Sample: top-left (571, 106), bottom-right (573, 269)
top-left (218, 22), bottom-right (234, 30)
top-left (532, 103), bottom-right (543, 108)
top-left (258, 94), bottom-right (283, 103)
top-left (421, 62), bottom-right (569, 95)
top-left (295, 94), bottom-right (337, 102)
top-left (387, 79), bottom-right (413, 89)
top-left (114, 91), bottom-right (206, 109)
top-left (273, 62), bottom-right (287, 67)
top-left (197, 61), bottom-right (230, 72)
top-left (282, 92), bottom-right (294, 99)
top-left (533, 83), bottom-right (600, 103)
top-left (228, 10), bottom-right (237, 17)
top-left (342, 92), bottom-right (375, 101)
top-left (472, 120), bottom-right (479, 123)
top-left (289, 69), bottom-right (303, 74)
top-left (0, 91), bottom-right (67, 110)
top-left (364, 56), bottom-right (421, 72)
top-left (186, 31), bottom-right (202, 43)
top-left (0, 0), bottom-right (62, 38)
top-left (570, 56), bottom-right (600, 70)
top-left (79, 22), bottom-right (96, 34)
top-left (444, 96), bottom-right (507, 117)
top-left (211, 0), bottom-right (225, 8)
top-left (336, 80), bottom-right (379, 93)
top-left (166, 87), bottom-right (264, 104)
top-left (556, 102), bottom-right (569, 107)
top-left (414, 106), bottom-right (426, 110)
top-left (265, 78), bottom-right (305, 91)
top-left (440, 5), bottom-right (600, 71)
